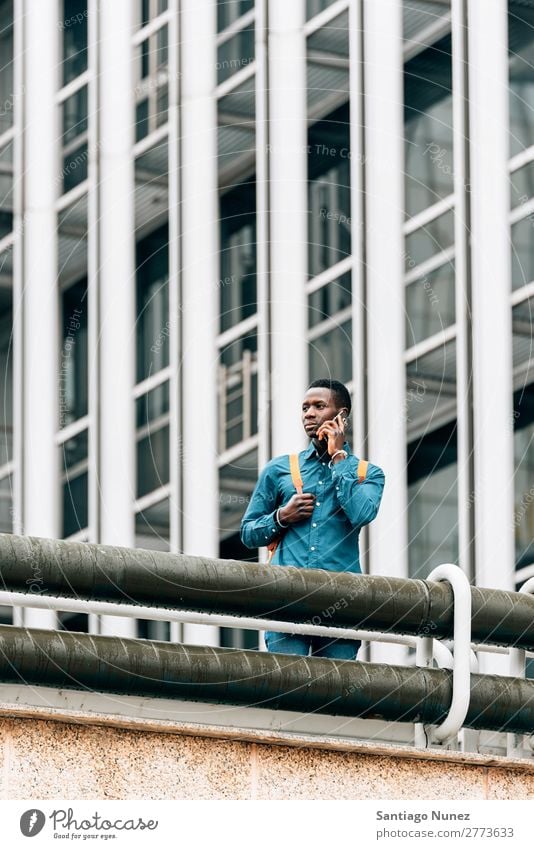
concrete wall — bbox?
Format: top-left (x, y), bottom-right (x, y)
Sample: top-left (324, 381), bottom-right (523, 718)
top-left (0, 715), bottom-right (532, 799)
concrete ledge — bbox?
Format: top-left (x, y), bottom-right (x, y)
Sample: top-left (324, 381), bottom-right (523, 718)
top-left (0, 702), bottom-right (532, 799)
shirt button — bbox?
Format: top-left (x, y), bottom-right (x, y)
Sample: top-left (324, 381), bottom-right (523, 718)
top-left (312, 522), bottom-right (317, 528)
top-left (319, 480), bottom-right (323, 484)
top-left (316, 502), bottom-right (321, 506)
top-left (310, 546), bottom-right (315, 551)
top-left (336, 487), bottom-right (339, 491)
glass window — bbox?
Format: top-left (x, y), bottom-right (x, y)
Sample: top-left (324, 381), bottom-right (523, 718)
top-left (220, 180), bottom-right (257, 333)
top-left (137, 425), bottom-right (169, 498)
top-left (408, 421), bottom-right (459, 578)
top-left (136, 224), bottom-right (169, 382)
top-left (405, 339), bottom-right (457, 438)
top-left (0, 140), bottom-right (14, 239)
top-left (62, 430), bottom-right (88, 537)
top-left (405, 208), bottom-right (454, 269)
top-left (308, 272), bottom-right (351, 328)
top-left (510, 160), bottom-right (534, 209)
top-left (135, 25), bottom-right (169, 142)
top-left (306, 0), bottom-right (337, 21)
top-left (138, 619), bottom-right (170, 640)
top-left (404, 35), bottom-right (454, 218)
top-left (513, 383), bottom-right (534, 571)
top-left (217, 24), bottom-right (255, 85)
top-left (217, 76), bottom-right (256, 181)
top-left (62, 86), bottom-right (89, 193)
top-left (0, 474), bottom-right (12, 533)
top-left (135, 497), bottom-right (170, 551)
top-left (0, 0), bottom-right (14, 135)
top-left (138, 0), bottom-right (168, 30)
top-left (218, 331), bottom-right (258, 451)
top-left (511, 215), bottom-right (534, 290)
top-left (0, 289), bottom-right (12, 467)
top-left (512, 296), bottom-right (534, 390)
top-left (217, 0), bottom-right (254, 32)
top-left (219, 447), bottom-right (259, 647)
top-left (308, 104), bottom-right (351, 278)
top-left (309, 320), bottom-right (352, 385)
top-left (62, 0), bottom-right (88, 86)
top-left (136, 385), bottom-right (170, 500)
top-left (509, 1), bottom-right (534, 157)
top-left (60, 279), bottom-right (88, 427)
top-left (58, 611), bottom-right (89, 633)
top-left (405, 261), bottom-right (455, 348)
top-left (307, 10), bottom-right (349, 118)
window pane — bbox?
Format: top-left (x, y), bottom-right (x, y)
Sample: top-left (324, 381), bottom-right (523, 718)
top-left (62, 0), bottom-right (88, 86)
top-left (512, 296), bottom-right (534, 389)
top-left (137, 425), bottom-right (169, 497)
top-left (405, 261), bottom-right (455, 347)
top-left (308, 272), bottom-right (351, 328)
top-left (306, 0), bottom-right (337, 21)
top-left (63, 86), bottom-right (88, 145)
top-left (511, 215), bottom-right (534, 290)
top-left (217, 0), bottom-right (254, 32)
top-left (307, 11), bottom-right (349, 118)
top-left (219, 448), bottom-right (259, 647)
top-left (0, 474), bottom-right (12, 533)
top-left (406, 339), bottom-right (457, 439)
top-left (309, 320), bottom-right (352, 384)
top-left (405, 208), bottom-right (454, 269)
top-left (217, 76), bottom-right (256, 181)
top-left (60, 279), bottom-right (88, 426)
top-left (0, 289), bottom-right (12, 465)
top-left (63, 143), bottom-right (89, 194)
top-left (513, 380), bottom-right (534, 573)
top-left (136, 382), bottom-right (170, 429)
top-left (0, 141), bottom-right (14, 239)
top-left (404, 35), bottom-right (453, 218)
top-left (220, 180), bottom-right (257, 333)
top-left (510, 160), bottom-right (534, 209)
top-left (136, 497), bottom-right (170, 551)
top-left (217, 25), bottom-right (255, 84)
top-left (219, 332), bottom-right (258, 451)
top-left (408, 421), bottom-right (458, 578)
top-left (63, 470), bottom-right (88, 537)
top-left (61, 429), bottom-right (88, 471)
top-left (136, 224), bottom-right (169, 382)
top-left (0, 0), bottom-right (14, 134)
top-left (509, 1), bottom-right (534, 157)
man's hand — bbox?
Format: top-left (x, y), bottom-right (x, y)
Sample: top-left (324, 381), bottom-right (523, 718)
top-left (279, 493), bottom-right (316, 525)
top-left (316, 412), bottom-right (346, 456)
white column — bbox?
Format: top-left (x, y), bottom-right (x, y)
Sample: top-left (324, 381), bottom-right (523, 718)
top-left (363, 0), bottom-right (407, 663)
top-left (98, 0), bottom-right (136, 636)
top-left (180, 0), bottom-right (219, 645)
top-left (268, 0), bottom-right (308, 455)
top-left (467, 0), bottom-right (514, 668)
top-left (21, 0), bottom-right (59, 628)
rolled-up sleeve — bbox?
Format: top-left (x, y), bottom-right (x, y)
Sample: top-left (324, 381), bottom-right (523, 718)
top-left (331, 458), bottom-right (385, 528)
top-left (240, 461), bottom-right (281, 549)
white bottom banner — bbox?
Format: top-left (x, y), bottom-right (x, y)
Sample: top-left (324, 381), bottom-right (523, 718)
top-left (1, 799), bottom-right (532, 848)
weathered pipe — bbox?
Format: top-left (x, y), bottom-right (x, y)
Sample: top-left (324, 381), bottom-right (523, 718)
top-left (0, 626), bottom-right (532, 734)
top-left (0, 534), bottom-right (533, 649)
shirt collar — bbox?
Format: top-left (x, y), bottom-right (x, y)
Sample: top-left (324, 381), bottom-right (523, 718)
top-left (303, 440), bottom-right (351, 462)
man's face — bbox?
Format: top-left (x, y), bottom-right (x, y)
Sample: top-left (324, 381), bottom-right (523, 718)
top-left (301, 388), bottom-right (343, 439)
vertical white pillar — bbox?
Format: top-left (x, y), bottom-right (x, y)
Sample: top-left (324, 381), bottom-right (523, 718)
top-left (363, 0), bottom-right (407, 663)
top-left (268, 0), bottom-right (308, 454)
top-left (98, 0), bottom-right (136, 636)
top-left (22, 0), bottom-right (59, 628)
top-left (180, 0), bottom-right (219, 645)
top-left (467, 0), bottom-right (514, 668)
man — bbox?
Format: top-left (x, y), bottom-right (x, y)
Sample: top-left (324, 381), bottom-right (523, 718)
top-left (240, 378), bottom-right (385, 660)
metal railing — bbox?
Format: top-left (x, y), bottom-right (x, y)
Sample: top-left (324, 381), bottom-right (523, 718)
top-left (0, 534), bottom-right (532, 756)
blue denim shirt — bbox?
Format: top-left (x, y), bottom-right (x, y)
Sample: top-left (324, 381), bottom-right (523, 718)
top-left (240, 442), bottom-right (385, 573)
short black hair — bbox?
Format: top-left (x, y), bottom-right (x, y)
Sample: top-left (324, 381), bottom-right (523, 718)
top-left (307, 379), bottom-right (352, 414)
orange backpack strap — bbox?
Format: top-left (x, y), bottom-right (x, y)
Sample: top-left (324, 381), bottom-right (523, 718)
top-left (357, 458), bottom-right (368, 484)
top-left (267, 454), bottom-right (302, 563)
top-left (289, 453), bottom-right (303, 494)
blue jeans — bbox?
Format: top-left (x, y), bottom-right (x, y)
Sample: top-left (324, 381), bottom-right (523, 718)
top-left (264, 630), bottom-right (361, 661)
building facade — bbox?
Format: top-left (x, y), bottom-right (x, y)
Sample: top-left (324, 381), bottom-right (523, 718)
top-left (0, 0), bottom-right (532, 661)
